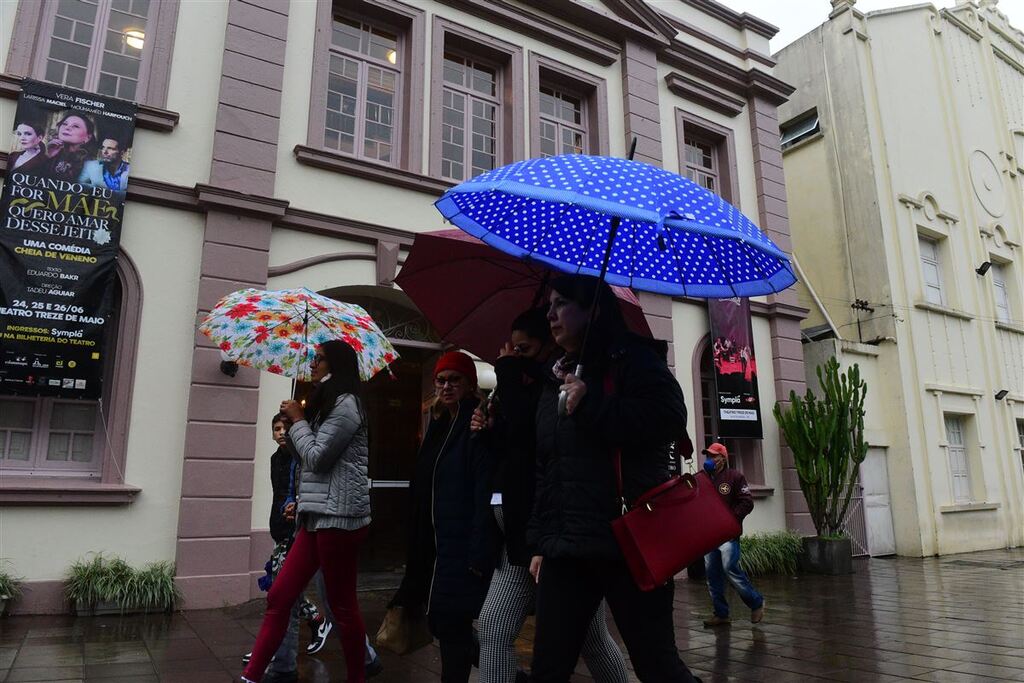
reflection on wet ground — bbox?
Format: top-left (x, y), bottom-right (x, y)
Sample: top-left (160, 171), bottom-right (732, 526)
top-left (1, 549), bottom-right (1021, 682)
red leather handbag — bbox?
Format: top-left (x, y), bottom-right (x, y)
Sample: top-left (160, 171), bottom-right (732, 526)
top-left (611, 455), bottom-right (741, 592)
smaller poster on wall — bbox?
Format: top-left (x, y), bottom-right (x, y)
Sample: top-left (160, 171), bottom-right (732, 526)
top-left (0, 79), bottom-right (137, 399)
top-left (707, 297), bottom-right (763, 439)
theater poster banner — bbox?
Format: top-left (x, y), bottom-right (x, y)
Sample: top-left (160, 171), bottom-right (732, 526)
top-left (0, 80), bottom-right (136, 399)
top-left (708, 297), bottom-right (763, 439)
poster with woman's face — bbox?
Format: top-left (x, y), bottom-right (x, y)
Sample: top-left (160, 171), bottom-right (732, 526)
top-left (0, 79), bottom-right (137, 400)
top-left (9, 105), bottom-right (134, 190)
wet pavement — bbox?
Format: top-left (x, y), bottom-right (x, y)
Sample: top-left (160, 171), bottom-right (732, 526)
top-left (1, 549), bottom-right (1021, 682)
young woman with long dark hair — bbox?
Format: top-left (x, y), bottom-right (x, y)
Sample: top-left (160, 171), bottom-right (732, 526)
top-left (242, 340), bottom-right (371, 683)
top-left (527, 275), bottom-right (701, 682)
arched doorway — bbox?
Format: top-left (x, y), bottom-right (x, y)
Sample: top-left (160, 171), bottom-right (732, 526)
top-left (317, 286), bottom-right (444, 572)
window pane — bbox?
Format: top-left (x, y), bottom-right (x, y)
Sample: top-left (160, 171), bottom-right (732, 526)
top-left (0, 400), bottom-right (35, 429)
top-left (539, 87), bottom-right (556, 116)
top-left (50, 38), bottom-right (92, 67)
top-left (117, 77), bottom-right (137, 101)
top-left (50, 403), bottom-right (98, 431)
top-left (443, 55), bottom-right (465, 86)
top-left (47, 433), bottom-right (71, 461)
top-left (367, 27), bottom-right (397, 63)
top-left (332, 16), bottom-right (363, 52)
top-left (562, 127), bottom-right (584, 155)
top-left (470, 63), bottom-right (496, 97)
top-left (58, 0), bottom-right (99, 23)
top-left (5, 432), bottom-right (32, 460)
top-left (71, 434), bottom-right (95, 462)
top-left (66, 64), bottom-right (87, 88)
top-left (54, 16), bottom-right (74, 39)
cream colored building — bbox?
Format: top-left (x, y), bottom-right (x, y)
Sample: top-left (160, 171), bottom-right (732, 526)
top-left (776, 0), bottom-right (1024, 557)
top-left (1, 0), bottom-right (809, 612)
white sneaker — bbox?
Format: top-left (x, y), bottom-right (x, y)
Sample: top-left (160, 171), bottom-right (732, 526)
top-left (306, 619), bottom-right (333, 654)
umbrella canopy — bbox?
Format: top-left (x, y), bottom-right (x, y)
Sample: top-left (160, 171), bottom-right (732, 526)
top-left (199, 287), bottom-right (398, 382)
top-left (395, 229), bottom-right (652, 362)
top-left (434, 154), bottom-right (796, 298)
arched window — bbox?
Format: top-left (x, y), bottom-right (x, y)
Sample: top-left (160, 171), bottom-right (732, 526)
top-left (0, 250), bottom-right (141, 499)
top-left (695, 335), bottom-right (764, 485)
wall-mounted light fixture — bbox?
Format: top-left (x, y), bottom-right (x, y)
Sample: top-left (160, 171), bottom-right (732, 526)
top-left (994, 389), bottom-right (1009, 401)
top-left (976, 261), bottom-right (992, 276)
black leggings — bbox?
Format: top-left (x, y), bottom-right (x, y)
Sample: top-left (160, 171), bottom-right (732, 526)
top-left (429, 610), bottom-right (476, 683)
top-left (530, 556), bottom-right (700, 683)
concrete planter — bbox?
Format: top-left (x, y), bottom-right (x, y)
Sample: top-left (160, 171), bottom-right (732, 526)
top-left (800, 536), bottom-right (853, 575)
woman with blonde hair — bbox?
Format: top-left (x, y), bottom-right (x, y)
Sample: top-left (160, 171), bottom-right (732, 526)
top-left (391, 351), bottom-right (495, 683)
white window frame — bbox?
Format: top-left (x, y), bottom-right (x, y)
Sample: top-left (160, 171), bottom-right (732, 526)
top-left (944, 415), bottom-right (971, 503)
top-left (537, 84), bottom-right (588, 157)
top-left (1016, 418), bottom-right (1024, 479)
top-left (780, 112), bottom-right (820, 149)
top-left (324, 13), bottom-right (403, 164)
top-left (0, 396), bottom-right (103, 478)
top-left (440, 51), bottom-right (503, 182)
top-left (683, 135), bottom-right (720, 195)
top-left (919, 236), bottom-right (946, 306)
top-left (991, 262), bottom-right (1011, 324)
top-left (35, 0), bottom-right (159, 101)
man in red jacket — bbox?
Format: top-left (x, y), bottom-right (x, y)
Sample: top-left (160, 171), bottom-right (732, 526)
top-left (701, 442), bottom-right (765, 627)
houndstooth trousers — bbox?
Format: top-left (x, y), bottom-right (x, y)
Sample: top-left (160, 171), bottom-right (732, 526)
top-left (478, 505), bottom-right (629, 683)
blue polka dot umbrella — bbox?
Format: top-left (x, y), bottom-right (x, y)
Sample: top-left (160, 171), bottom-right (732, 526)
top-left (434, 153), bottom-right (796, 298)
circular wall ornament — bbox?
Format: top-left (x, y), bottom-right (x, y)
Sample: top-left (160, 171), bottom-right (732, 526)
top-left (969, 150), bottom-right (1005, 218)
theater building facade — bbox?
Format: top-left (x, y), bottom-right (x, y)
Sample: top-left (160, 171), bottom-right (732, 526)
top-left (0, 0), bottom-right (808, 613)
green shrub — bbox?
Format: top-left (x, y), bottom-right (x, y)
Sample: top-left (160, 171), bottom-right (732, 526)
top-left (65, 554), bottom-right (178, 613)
top-left (0, 562), bottom-right (22, 601)
top-left (739, 530), bottom-right (803, 577)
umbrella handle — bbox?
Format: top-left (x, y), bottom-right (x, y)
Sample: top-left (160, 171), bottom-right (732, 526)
top-left (557, 363), bottom-right (584, 417)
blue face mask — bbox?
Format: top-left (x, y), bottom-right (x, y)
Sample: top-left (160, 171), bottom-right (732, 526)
top-left (703, 458), bottom-right (716, 474)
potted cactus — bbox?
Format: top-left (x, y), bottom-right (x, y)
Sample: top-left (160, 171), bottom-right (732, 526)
top-left (773, 357), bottom-right (868, 574)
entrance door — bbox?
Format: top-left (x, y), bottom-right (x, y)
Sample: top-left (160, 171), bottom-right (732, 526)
top-left (859, 447), bottom-right (896, 556)
top-left (360, 345), bottom-right (436, 572)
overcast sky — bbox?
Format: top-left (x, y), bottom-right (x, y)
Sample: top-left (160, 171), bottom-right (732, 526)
top-left (705, 0), bottom-right (1024, 52)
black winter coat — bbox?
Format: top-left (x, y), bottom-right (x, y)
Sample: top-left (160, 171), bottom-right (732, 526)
top-left (487, 355), bottom-right (545, 566)
top-left (528, 335), bottom-right (687, 560)
top-left (394, 396), bottom-right (495, 616)
top-left (269, 447), bottom-right (298, 544)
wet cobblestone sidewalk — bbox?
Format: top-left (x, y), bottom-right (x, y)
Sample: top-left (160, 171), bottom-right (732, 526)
top-left (1, 549), bottom-right (1021, 682)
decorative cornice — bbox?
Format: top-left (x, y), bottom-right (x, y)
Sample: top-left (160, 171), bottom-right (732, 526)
top-left (268, 252), bottom-right (377, 277)
top-left (676, 0), bottom-right (779, 39)
top-left (0, 151), bottom-right (201, 211)
top-left (294, 145), bottom-right (453, 196)
top-left (665, 72), bottom-right (745, 117)
top-left (941, 7), bottom-right (984, 42)
top-left (675, 296), bottom-right (809, 321)
top-left (0, 73), bottom-right (179, 132)
top-left (924, 382), bottom-right (984, 396)
top-left (276, 208), bottom-right (417, 247)
top-left (599, 0), bottom-right (677, 41)
top-left (436, 0), bottom-right (625, 63)
top-left (660, 40), bottom-right (794, 105)
top-left (195, 183), bottom-right (289, 219)
top-left (658, 12), bottom-right (775, 67)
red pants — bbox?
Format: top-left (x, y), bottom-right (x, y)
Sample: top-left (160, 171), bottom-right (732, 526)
top-left (243, 525), bottom-right (369, 682)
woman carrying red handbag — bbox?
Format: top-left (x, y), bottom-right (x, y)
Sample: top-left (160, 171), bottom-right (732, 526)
top-left (527, 275), bottom-right (702, 683)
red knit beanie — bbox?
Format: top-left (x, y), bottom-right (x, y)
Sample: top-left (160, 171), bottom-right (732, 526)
top-left (434, 351), bottom-right (477, 387)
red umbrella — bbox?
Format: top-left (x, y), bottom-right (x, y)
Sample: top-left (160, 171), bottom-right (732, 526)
top-left (395, 230), bottom-right (652, 362)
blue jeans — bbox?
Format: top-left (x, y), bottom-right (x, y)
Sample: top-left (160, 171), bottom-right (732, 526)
top-left (270, 570), bottom-right (379, 673)
top-left (704, 539), bottom-right (763, 618)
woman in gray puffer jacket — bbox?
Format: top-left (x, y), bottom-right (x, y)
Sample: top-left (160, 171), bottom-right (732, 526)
top-left (242, 340), bottom-right (370, 683)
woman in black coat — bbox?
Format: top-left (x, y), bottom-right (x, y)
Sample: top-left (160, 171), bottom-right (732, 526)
top-left (527, 275), bottom-right (701, 683)
top-left (392, 351), bottom-right (494, 683)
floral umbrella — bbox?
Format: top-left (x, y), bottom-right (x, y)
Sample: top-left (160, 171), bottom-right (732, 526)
top-left (199, 287), bottom-right (398, 382)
